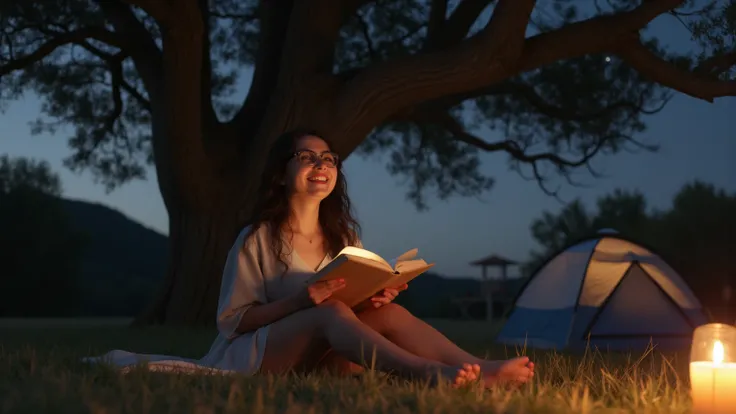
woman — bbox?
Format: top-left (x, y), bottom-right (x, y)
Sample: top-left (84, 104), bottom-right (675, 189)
top-left (202, 129), bottom-right (535, 387)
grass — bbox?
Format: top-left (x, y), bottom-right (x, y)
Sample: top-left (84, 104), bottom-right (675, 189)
top-left (0, 318), bottom-right (695, 413)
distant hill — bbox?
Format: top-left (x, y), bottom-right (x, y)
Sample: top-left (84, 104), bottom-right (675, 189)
top-left (60, 198), bottom-right (524, 319)
top-left (61, 198), bottom-right (168, 316)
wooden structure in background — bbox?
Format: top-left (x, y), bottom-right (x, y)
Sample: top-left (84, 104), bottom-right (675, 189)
top-left (469, 254), bottom-right (518, 321)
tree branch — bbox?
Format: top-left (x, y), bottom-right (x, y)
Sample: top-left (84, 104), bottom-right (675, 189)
top-left (96, 0), bottom-right (171, 203)
top-left (234, 0), bottom-right (367, 146)
top-left (152, 0), bottom-right (246, 209)
top-left (387, 88), bottom-right (666, 140)
top-left (119, 0), bottom-right (172, 25)
top-left (435, 111), bottom-right (608, 198)
top-left (98, 52), bottom-right (125, 147)
top-left (0, 27), bottom-right (124, 76)
top-left (356, 9), bottom-right (377, 59)
top-left (77, 41), bottom-right (152, 111)
top-left (227, 0), bottom-right (295, 135)
top-left (198, 0), bottom-right (216, 127)
top-left (335, 0), bottom-right (536, 153)
top-left (119, 79), bottom-right (151, 111)
top-left (334, 23), bottom-right (435, 82)
top-left (98, 1), bottom-right (163, 104)
top-left (695, 50), bottom-right (736, 77)
top-left (388, 105), bottom-right (609, 174)
top-left (64, 40), bottom-right (150, 161)
top-left (334, 0), bottom-right (694, 156)
top-left (617, 41), bottom-right (736, 102)
top-left (278, 0), bottom-right (364, 79)
top-left (422, 79), bottom-right (670, 121)
top-left (425, 0), bottom-right (448, 49)
top-left (282, 0), bottom-right (355, 82)
top-left (456, 129), bottom-right (605, 168)
top-left (431, 0), bottom-right (495, 49)
top-left (65, 51), bottom-right (127, 162)
top-left (517, 0), bottom-right (685, 71)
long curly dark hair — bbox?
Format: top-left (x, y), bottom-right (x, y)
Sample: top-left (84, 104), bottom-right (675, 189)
top-left (248, 129), bottom-right (361, 268)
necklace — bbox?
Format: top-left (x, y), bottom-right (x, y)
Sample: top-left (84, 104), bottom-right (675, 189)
top-left (297, 231), bottom-right (320, 244)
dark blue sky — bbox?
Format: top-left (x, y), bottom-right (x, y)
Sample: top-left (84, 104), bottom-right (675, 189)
top-left (1, 8), bottom-right (734, 279)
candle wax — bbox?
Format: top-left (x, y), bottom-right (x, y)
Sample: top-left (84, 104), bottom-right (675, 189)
top-left (690, 361), bottom-right (736, 414)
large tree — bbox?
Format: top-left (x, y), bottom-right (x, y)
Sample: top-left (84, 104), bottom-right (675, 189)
top-left (1, 0), bottom-right (734, 325)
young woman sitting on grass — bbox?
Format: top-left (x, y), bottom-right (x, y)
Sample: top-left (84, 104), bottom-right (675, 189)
top-left (202, 129), bottom-right (535, 387)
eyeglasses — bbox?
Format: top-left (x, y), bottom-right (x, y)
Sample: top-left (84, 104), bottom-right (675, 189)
top-left (291, 150), bottom-right (339, 168)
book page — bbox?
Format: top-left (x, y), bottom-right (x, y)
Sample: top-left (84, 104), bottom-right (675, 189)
top-left (395, 258), bottom-right (429, 273)
top-left (389, 248), bottom-right (419, 268)
top-left (335, 246), bottom-right (392, 270)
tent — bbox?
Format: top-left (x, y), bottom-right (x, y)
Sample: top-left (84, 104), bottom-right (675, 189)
top-left (496, 233), bottom-right (709, 351)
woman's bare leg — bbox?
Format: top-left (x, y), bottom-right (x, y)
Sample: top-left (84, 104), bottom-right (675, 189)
top-left (321, 304), bottom-right (534, 385)
top-left (259, 300), bottom-right (478, 386)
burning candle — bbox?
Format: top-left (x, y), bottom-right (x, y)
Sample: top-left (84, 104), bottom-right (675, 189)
top-left (690, 323), bottom-right (736, 414)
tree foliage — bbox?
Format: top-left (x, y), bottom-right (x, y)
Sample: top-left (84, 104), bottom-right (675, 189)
top-left (1, 0), bottom-right (733, 206)
top-left (526, 181), bottom-right (736, 322)
top-left (0, 155), bottom-right (85, 316)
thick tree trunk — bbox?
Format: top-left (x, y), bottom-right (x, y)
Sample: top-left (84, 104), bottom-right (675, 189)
top-left (133, 63), bottom-right (342, 326)
top-left (134, 202), bottom-right (252, 326)
top-left (135, 108), bottom-right (329, 326)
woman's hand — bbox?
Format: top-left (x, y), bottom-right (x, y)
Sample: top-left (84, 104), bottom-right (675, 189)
top-left (370, 283), bottom-right (408, 308)
top-left (298, 279), bottom-right (347, 308)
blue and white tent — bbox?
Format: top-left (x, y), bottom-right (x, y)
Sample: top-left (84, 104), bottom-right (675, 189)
top-left (496, 234), bottom-right (709, 352)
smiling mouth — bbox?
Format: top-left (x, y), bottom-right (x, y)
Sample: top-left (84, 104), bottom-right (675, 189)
top-left (307, 176), bottom-right (329, 183)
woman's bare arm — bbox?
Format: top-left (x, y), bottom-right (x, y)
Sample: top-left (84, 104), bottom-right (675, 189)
top-left (234, 279), bottom-right (347, 334)
top-left (235, 294), bottom-right (306, 333)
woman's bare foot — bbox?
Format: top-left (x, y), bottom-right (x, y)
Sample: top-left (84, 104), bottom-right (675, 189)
top-left (427, 363), bottom-right (481, 388)
top-left (478, 356), bottom-right (535, 388)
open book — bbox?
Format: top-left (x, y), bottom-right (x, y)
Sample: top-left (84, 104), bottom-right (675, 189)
top-left (305, 246), bottom-right (434, 308)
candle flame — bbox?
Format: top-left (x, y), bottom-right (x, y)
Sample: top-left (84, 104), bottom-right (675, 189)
top-left (713, 340), bottom-right (724, 365)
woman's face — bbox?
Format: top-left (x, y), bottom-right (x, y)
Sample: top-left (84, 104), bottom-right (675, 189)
top-left (284, 135), bottom-right (339, 201)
